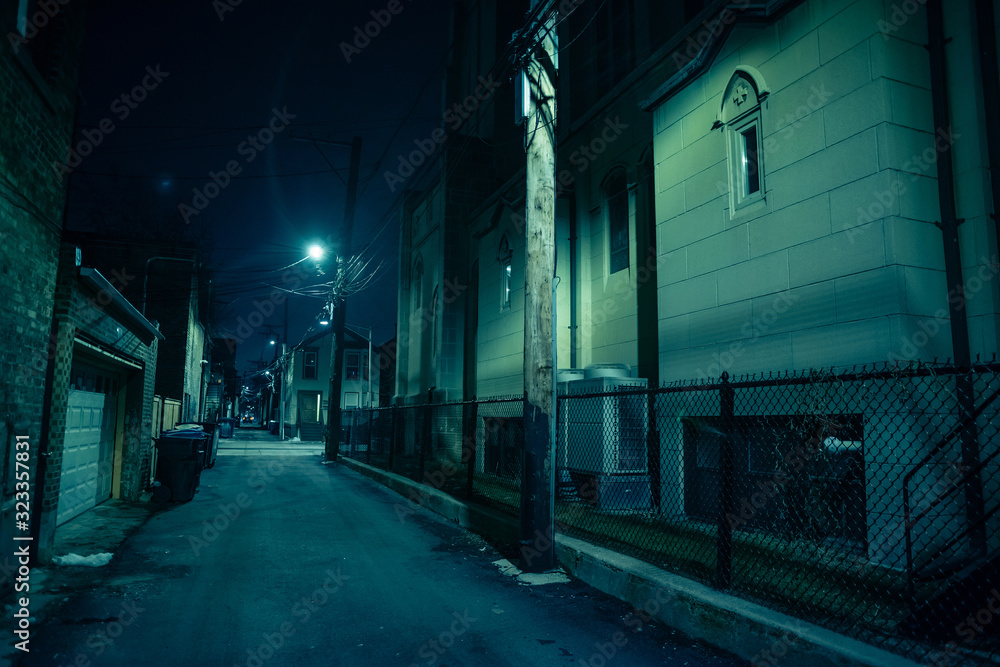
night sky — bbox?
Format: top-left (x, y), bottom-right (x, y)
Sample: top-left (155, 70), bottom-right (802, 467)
top-left (66, 0), bottom-right (453, 370)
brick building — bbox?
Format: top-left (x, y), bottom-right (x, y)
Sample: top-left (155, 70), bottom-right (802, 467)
top-left (38, 244), bottom-right (162, 561)
top-left (0, 1), bottom-right (86, 588)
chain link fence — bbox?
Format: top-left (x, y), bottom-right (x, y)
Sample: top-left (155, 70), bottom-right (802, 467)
top-left (339, 362), bottom-right (1000, 664)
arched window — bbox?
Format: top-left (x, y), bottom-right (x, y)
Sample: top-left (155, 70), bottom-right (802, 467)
top-left (718, 68), bottom-right (769, 213)
top-left (497, 234), bottom-right (512, 309)
top-left (604, 169), bottom-right (629, 274)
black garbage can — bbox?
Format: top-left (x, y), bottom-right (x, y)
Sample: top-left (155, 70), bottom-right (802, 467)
top-left (153, 431), bottom-right (206, 502)
top-left (269, 420), bottom-right (279, 436)
top-left (173, 422), bottom-right (220, 468)
top-left (219, 418), bottom-right (236, 439)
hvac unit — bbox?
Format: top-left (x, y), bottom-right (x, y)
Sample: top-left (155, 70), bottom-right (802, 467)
top-left (557, 370), bottom-right (651, 511)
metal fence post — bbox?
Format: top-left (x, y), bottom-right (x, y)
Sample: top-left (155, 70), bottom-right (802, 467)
top-left (366, 408), bottom-right (372, 464)
top-left (465, 398), bottom-right (478, 498)
top-left (388, 405), bottom-right (397, 472)
top-left (716, 371), bottom-right (735, 590)
top-left (420, 388), bottom-right (433, 482)
top-left (349, 410), bottom-right (356, 458)
top-left (647, 388), bottom-right (661, 511)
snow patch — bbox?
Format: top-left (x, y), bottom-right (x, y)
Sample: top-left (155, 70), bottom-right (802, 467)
top-left (53, 552), bottom-right (114, 567)
top-left (492, 558), bottom-right (570, 585)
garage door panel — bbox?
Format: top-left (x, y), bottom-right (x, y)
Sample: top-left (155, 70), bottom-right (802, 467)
top-left (57, 389), bottom-right (114, 525)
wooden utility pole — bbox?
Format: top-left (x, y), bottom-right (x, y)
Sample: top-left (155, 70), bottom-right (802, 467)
top-left (325, 135), bottom-right (362, 461)
top-left (519, 4), bottom-right (558, 573)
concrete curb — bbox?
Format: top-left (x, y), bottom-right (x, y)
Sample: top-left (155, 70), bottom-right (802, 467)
top-left (337, 457), bottom-right (921, 667)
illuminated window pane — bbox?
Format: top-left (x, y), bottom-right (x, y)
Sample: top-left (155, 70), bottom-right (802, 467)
top-left (502, 262), bottom-right (512, 308)
top-left (743, 125), bottom-right (759, 195)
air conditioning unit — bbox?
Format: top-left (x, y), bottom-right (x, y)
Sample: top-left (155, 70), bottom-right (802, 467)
top-left (557, 374), bottom-right (651, 511)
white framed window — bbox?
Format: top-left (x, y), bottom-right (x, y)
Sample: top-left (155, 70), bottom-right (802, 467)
top-left (345, 351), bottom-right (367, 380)
top-left (302, 348), bottom-right (318, 380)
top-left (498, 235), bottom-right (512, 310)
top-left (718, 68), bottom-right (770, 215)
top-left (729, 112), bottom-right (764, 210)
top-left (604, 169), bottom-right (629, 274)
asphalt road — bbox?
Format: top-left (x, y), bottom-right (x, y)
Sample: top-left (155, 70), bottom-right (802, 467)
top-left (20, 441), bottom-right (743, 666)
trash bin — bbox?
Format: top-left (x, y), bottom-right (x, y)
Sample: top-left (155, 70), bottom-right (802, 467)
top-left (269, 420), bottom-right (279, 436)
top-left (153, 431), bottom-right (206, 502)
top-left (219, 418), bottom-right (236, 439)
top-left (173, 422), bottom-right (220, 469)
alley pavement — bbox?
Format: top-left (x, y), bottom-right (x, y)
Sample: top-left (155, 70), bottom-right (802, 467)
top-left (16, 431), bottom-right (742, 666)
top-left (217, 426), bottom-right (325, 457)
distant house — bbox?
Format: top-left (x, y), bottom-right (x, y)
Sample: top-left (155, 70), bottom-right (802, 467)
top-left (279, 327), bottom-right (380, 440)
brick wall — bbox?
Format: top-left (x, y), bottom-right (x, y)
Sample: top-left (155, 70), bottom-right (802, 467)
top-left (0, 3), bottom-right (85, 593)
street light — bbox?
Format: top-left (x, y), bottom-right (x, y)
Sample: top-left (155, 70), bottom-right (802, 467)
top-left (308, 244), bottom-right (325, 260)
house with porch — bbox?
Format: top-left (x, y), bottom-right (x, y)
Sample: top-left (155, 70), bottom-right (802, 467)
top-left (279, 327), bottom-right (380, 440)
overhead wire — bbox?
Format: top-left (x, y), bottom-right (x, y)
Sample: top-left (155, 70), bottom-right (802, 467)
top-left (229, 0), bottom-right (589, 353)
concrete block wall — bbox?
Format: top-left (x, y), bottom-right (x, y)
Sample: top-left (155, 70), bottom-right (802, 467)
top-left (475, 205), bottom-right (527, 398)
top-left (559, 79), bottom-right (655, 375)
top-left (652, 0), bottom-right (998, 382)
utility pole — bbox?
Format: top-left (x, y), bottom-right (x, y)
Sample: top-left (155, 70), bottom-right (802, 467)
top-left (519, 2), bottom-right (558, 573)
top-left (279, 343), bottom-right (287, 440)
top-left (325, 135), bottom-right (362, 461)
top-left (368, 325), bottom-right (373, 408)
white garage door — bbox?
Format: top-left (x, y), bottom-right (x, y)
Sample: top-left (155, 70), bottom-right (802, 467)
top-left (57, 388), bottom-right (117, 525)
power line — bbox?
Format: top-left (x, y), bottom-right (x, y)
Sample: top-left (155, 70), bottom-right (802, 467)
top-left (72, 168), bottom-right (339, 180)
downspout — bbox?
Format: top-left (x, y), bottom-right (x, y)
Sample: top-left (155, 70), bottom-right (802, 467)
top-left (927, 0), bottom-right (987, 555)
top-left (568, 194), bottom-right (578, 369)
top-left (975, 0), bottom-right (1000, 258)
